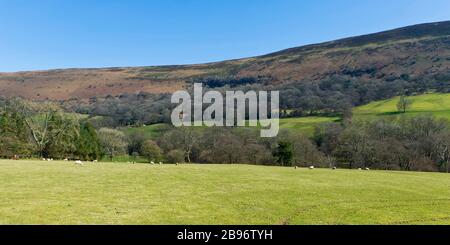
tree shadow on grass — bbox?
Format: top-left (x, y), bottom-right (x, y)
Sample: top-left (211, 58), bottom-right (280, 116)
top-left (379, 111), bottom-right (403, 116)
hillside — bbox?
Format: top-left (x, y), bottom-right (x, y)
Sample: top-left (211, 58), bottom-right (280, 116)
top-left (354, 93), bottom-right (450, 120)
top-left (1, 21), bottom-right (450, 100)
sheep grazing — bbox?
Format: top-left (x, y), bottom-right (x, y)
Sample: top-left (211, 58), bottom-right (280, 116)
top-left (159, 162), bottom-right (163, 165)
top-left (332, 167), bottom-right (337, 170)
top-left (150, 161), bottom-right (155, 165)
top-left (175, 163), bottom-right (179, 166)
top-left (42, 158), bottom-right (46, 161)
top-left (63, 158), bottom-right (68, 161)
top-left (358, 168), bottom-right (362, 170)
top-left (75, 160), bottom-right (84, 165)
top-left (365, 167), bottom-right (370, 171)
top-left (294, 166), bottom-right (298, 169)
top-left (93, 160), bottom-right (98, 162)
top-left (309, 166), bottom-right (314, 170)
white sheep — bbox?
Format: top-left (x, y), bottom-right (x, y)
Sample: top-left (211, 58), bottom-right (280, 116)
top-left (150, 161), bottom-right (155, 165)
top-left (358, 168), bottom-right (362, 170)
top-left (63, 158), bottom-right (68, 161)
top-left (159, 162), bottom-right (163, 165)
top-left (42, 158), bottom-right (46, 161)
top-left (309, 166), bottom-right (314, 170)
top-left (75, 160), bottom-right (83, 165)
top-left (365, 167), bottom-right (370, 171)
top-left (93, 160), bottom-right (98, 162)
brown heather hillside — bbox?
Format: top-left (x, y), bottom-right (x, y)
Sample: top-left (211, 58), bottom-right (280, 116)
top-left (1, 21), bottom-right (450, 100)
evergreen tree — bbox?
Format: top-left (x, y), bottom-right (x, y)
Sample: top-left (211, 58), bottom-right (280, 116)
top-left (76, 122), bottom-right (103, 161)
top-left (0, 107), bottom-right (32, 158)
top-left (273, 141), bottom-right (293, 166)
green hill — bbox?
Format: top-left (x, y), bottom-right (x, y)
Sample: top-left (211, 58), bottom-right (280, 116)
top-left (354, 93), bottom-right (450, 120)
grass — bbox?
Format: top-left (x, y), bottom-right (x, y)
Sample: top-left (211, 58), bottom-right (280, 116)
top-left (122, 117), bottom-right (339, 138)
top-left (354, 93), bottom-right (450, 120)
top-left (278, 117), bottom-right (339, 135)
top-left (0, 160), bottom-right (449, 224)
top-left (121, 123), bottom-right (173, 138)
top-left (100, 155), bottom-right (149, 163)
top-left (278, 93), bottom-right (450, 133)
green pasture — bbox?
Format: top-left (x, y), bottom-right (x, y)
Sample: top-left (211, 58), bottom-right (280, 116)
top-left (0, 160), bottom-right (449, 224)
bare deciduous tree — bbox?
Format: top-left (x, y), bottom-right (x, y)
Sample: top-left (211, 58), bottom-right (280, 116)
top-left (397, 95), bottom-right (412, 113)
top-left (12, 99), bottom-right (79, 157)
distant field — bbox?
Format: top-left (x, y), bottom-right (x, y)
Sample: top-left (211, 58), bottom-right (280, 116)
top-left (120, 93), bottom-right (450, 137)
top-left (121, 117), bottom-right (340, 138)
top-left (354, 93), bottom-right (450, 120)
top-left (0, 160), bottom-right (449, 224)
top-left (121, 123), bottom-right (173, 138)
top-left (277, 117), bottom-right (339, 135)
top-left (282, 93), bottom-right (450, 132)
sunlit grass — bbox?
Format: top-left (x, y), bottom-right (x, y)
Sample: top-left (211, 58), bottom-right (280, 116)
top-left (354, 93), bottom-right (450, 120)
top-left (121, 123), bottom-right (172, 138)
top-left (0, 160), bottom-right (449, 224)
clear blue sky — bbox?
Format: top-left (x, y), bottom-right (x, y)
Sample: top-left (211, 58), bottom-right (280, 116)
top-left (1, 0), bottom-right (450, 72)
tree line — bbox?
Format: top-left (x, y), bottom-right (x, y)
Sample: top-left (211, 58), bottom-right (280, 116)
top-left (124, 113), bottom-right (450, 172)
top-left (153, 115), bottom-right (450, 172)
top-left (314, 115), bottom-right (450, 172)
top-left (0, 98), bottom-right (102, 160)
top-left (1, 96), bottom-right (450, 172)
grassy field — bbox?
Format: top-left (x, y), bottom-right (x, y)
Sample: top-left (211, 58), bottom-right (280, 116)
top-left (277, 117), bottom-right (339, 135)
top-left (280, 93), bottom-right (450, 133)
top-left (121, 123), bottom-right (172, 138)
top-left (120, 93), bottom-right (450, 137)
top-left (122, 117), bottom-right (340, 137)
top-left (354, 93), bottom-right (450, 120)
top-left (0, 160), bottom-right (449, 224)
